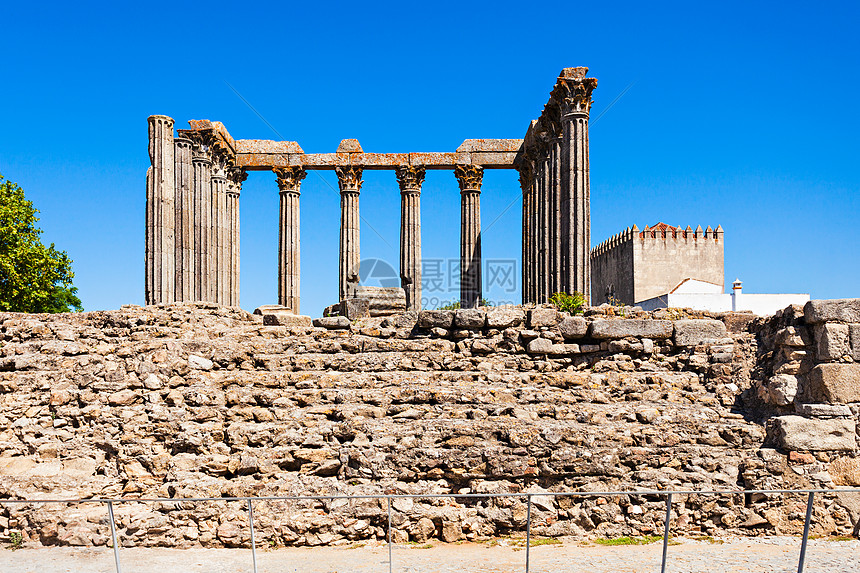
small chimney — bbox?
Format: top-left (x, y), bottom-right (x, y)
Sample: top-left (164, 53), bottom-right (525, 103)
top-left (731, 279), bottom-right (742, 311)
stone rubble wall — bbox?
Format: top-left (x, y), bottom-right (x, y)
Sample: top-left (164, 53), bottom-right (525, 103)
top-left (0, 301), bottom-right (858, 549)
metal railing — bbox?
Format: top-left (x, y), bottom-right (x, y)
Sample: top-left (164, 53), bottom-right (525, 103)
top-left (2, 487), bottom-right (859, 573)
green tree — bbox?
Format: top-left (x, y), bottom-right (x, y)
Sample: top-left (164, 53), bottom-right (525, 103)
top-left (0, 174), bottom-right (82, 313)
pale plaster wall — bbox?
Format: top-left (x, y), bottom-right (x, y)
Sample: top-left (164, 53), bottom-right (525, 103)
top-left (638, 292), bottom-right (811, 316)
top-left (633, 236), bottom-right (724, 303)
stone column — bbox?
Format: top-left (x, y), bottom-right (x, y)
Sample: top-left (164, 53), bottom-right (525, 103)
top-left (336, 166), bottom-right (363, 302)
top-left (517, 156), bottom-right (535, 305)
top-left (145, 115), bottom-right (175, 305)
top-left (557, 67), bottom-right (597, 301)
top-left (396, 166), bottom-right (425, 311)
top-left (274, 166), bottom-right (306, 312)
top-left (210, 159), bottom-right (228, 304)
top-left (191, 142), bottom-right (212, 302)
top-left (550, 128), bottom-right (562, 297)
top-left (174, 136), bottom-right (193, 302)
top-left (227, 168), bottom-right (247, 307)
top-left (455, 165), bottom-right (483, 309)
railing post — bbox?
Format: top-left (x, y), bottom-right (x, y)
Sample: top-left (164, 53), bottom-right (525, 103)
top-left (388, 496), bottom-right (393, 573)
top-left (661, 493), bottom-right (672, 573)
top-left (525, 494), bottom-right (532, 573)
top-left (107, 501), bottom-right (122, 573)
top-left (797, 491), bottom-right (814, 573)
top-left (247, 499), bottom-right (258, 573)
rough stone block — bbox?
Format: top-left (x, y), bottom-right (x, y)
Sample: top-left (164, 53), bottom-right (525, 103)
top-left (774, 326), bottom-right (812, 348)
top-left (673, 319), bottom-right (728, 347)
top-left (454, 309), bottom-right (486, 330)
top-left (804, 299), bottom-right (860, 324)
top-left (339, 298), bottom-right (370, 320)
top-left (487, 307), bottom-right (525, 329)
top-left (767, 374), bottom-right (799, 406)
top-left (806, 364), bottom-right (860, 403)
top-left (795, 403), bottom-right (853, 418)
top-left (850, 324), bottom-right (860, 362)
top-left (313, 316), bottom-right (351, 330)
top-left (558, 316), bottom-right (587, 339)
top-left (417, 310), bottom-right (454, 329)
top-left (263, 312), bottom-right (313, 327)
top-left (351, 286), bottom-right (407, 317)
top-left (589, 319), bottom-right (673, 340)
top-left (526, 338), bottom-right (553, 354)
top-left (383, 311), bottom-right (418, 330)
top-left (772, 415), bottom-right (856, 451)
top-left (529, 308), bottom-right (560, 328)
top-left (814, 323), bottom-right (849, 361)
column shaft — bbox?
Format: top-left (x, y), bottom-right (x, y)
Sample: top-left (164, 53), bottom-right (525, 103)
top-left (192, 151), bottom-right (212, 301)
top-left (396, 166), bottom-right (425, 311)
top-left (174, 137), bottom-right (193, 301)
top-left (455, 165), bottom-right (483, 309)
top-left (210, 165), bottom-right (227, 303)
top-left (275, 166), bottom-right (306, 312)
top-left (336, 166), bottom-right (363, 302)
top-left (562, 114), bottom-right (591, 299)
top-left (145, 115), bottom-right (175, 305)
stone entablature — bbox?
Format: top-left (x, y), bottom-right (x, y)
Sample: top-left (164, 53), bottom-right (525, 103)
top-left (145, 69), bottom-right (598, 312)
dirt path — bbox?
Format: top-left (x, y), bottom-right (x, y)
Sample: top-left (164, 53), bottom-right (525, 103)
top-left (2, 536), bottom-right (858, 573)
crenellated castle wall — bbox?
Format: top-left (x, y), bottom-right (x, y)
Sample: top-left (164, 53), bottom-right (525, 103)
top-left (591, 224), bottom-right (724, 305)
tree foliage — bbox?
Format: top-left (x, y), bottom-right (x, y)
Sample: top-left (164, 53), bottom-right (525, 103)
top-left (0, 174), bottom-right (82, 313)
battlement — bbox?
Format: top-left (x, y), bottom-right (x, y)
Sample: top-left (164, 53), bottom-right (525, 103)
top-left (638, 222), bottom-right (723, 241)
top-left (591, 225), bottom-right (636, 257)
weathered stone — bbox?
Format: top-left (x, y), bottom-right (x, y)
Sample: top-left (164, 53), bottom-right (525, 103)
top-left (417, 310), bottom-right (454, 329)
top-left (454, 309), bottom-right (486, 330)
top-left (849, 324), bottom-right (860, 362)
top-left (263, 313), bottom-right (313, 327)
top-left (188, 355), bottom-right (213, 370)
top-left (108, 389), bottom-right (137, 406)
top-left (527, 338), bottom-right (553, 354)
top-left (313, 316), bottom-right (351, 330)
top-left (767, 374), bottom-right (799, 406)
top-left (529, 308), bottom-right (559, 328)
top-left (558, 316), bottom-right (587, 339)
top-left (772, 415), bottom-right (856, 451)
top-left (774, 326), bottom-right (812, 348)
top-left (829, 457), bottom-right (860, 486)
top-left (590, 319), bottom-right (673, 340)
top-left (486, 307), bottom-right (525, 329)
top-left (340, 298), bottom-right (371, 320)
top-left (806, 364), bottom-right (860, 403)
top-left (804, 299), bottom-right (860, 324)
top-left (673, 319), bottom-right (728, 347)
top-left (795, 403), bottom-right (853, 418)
top-left (814, 323), bottom-right (850, 361)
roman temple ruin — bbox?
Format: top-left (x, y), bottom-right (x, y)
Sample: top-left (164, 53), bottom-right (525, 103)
top-left (145, 68), bottom-right (598, 312)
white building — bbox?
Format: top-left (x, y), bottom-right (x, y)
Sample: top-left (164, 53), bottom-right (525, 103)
top-left (637, 279), bottom-right (809, 316)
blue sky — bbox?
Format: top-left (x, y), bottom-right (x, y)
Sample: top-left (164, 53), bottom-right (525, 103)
top-left (2, 1), bottom-right (858, 316)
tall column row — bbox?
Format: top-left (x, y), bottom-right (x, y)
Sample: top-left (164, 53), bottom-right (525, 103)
top-left (146, 116), bottom-right (243, 306)
top-left (516, 67), bottom-right (596, 305)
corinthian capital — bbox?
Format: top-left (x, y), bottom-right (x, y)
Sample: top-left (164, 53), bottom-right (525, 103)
top-left (273, 166), bottom-right (307, 194)
top-left (227, 167), bottom-right (248, 196)
top-left (454, 165), bottom-right (484, 192)
top-left (335, 166), bottom-right (363, 193)
top-left (552, 67), bottom-right (598, 116)
top-left (395, 165), bottom-right (425, 192)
